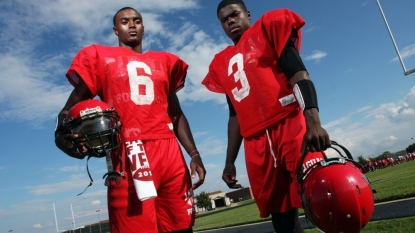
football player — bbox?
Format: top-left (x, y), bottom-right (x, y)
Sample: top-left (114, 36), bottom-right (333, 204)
top-left (55, 7), bottom-right (205, 233)
top-left (202, 1), bottom-right (330, 232)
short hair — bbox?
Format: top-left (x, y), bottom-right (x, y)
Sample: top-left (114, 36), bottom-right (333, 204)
top-left (113, 7), bottom-right (137, 26)
top-left (217, 0), bottom-right (247, 16)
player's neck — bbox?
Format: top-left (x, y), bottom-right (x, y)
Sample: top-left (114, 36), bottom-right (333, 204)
top-left (119, 43), bottom-right (143, 53)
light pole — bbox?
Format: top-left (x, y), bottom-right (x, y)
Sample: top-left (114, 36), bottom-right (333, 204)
top-left (96, 210), bottom-right (102, 233)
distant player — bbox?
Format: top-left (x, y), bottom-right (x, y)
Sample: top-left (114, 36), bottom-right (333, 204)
top-left (202, 1), bottom-right (330, 232)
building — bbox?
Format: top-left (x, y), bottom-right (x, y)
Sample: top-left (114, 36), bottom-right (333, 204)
top-left (208, 190), bottom-right (231, 209)
top-left (225, 187), bottom-right (254, 203)
top-left (194, 187), bottom-right (254, 213)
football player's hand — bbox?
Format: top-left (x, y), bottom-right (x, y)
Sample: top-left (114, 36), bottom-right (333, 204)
top-left (301, 108), bottom-right (331, 157)
top-left (190, 154), bottom-right (206, 191)
top-left (55, 132), bottom-right (88, 159)
top-left (222, 162), bottom-right (242, 189)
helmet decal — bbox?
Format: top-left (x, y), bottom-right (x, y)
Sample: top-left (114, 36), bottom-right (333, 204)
top-left (64, 99), bottom-right (121, 157)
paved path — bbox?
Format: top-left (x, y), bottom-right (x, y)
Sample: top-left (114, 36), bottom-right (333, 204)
top-left (196, 197), bottom-right (415, 233)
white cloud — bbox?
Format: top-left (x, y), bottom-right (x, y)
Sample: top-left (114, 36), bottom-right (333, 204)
top-left (327, 86), bottom-right (415, 158)
top-left (303, 25), bottom-right (316, 33)
top-left (0, 0), bottom-right (200, 47)
top-left (0, 0), bottom-right (206, 127)
top-left (59, 165), bottom-right (81, 172)
top-left (304, 50), bottom-right (328, 63)
top-left (357, 105), bottom-right (373, 113)
top-left (0, 0), bottom-right (230, 127)
top-left (168, 29), bottom-right (230, 104)
top-left (0, 190), bottom-right (108, 233)
top-left (323, 116), bottom-right (351, 130)
top-left (361, 1), bottom-right (369, 7)
top-left (26, 174), bottom-right (90, 195)
top-left (44, 220), bottom-right (54, 227)
top-left (197, 136), bottom-right (227, 156)
top-left (192, 131), bottom-right (210, 138)
top-left (203, 163), bottom-right (221, 170)
top-left (0, 53), bottom-right (72, 126)
top-left (91, 200), bottom-right (101, 205)
top-left (391, 44), bottom-right (415, 62)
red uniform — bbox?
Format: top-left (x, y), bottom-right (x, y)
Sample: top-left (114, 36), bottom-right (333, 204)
top-left (202, 9), bottom-right (317, 217)
top-left (67, 44), bottom-right (194, 233)
top-left (203, 9), bottom-right (304, 137)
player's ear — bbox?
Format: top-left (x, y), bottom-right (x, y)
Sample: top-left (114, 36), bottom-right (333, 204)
top-left (113, 26), bottom-right (119, 36)
top-left (247, 11), bottom-right (251, 19)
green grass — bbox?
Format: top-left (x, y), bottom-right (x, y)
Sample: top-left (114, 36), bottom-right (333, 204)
top-left (194, 199), bottom-right (271, 230)
top-left (305, 216), bottom-right (415, 233)
top-left (194, 160), bottom-right (415, 231)
top-left (365, 160), bottom-right (415, 202)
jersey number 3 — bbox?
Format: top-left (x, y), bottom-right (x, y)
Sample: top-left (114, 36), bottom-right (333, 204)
top-left (229, 53), bottom-right (250, 102)
top-left (127, 61), bottom-right (154, 105)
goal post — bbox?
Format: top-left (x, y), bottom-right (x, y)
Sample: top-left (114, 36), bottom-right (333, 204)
top-left (376, 0), bottom-right (415, 76)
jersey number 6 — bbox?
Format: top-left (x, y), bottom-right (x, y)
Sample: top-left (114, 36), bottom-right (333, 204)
top-left (127, 61), bottom-right (155, 105)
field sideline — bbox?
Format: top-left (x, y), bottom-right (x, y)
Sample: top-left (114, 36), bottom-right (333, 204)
top-left (193, 159), bottom-right (415, 232)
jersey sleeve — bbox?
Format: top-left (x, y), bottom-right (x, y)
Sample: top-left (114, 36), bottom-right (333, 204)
top-left (166, 53), bottom-right (188, 93)
top-left (201, 56), bottom-right (226, 94)
top-left (66, 45), bottom-right (101, 96)
top-left (261, 9), bottom-right (305, 58)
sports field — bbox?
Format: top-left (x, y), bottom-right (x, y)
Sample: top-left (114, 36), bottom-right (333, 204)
top-left (193, 159), bottom-right (415, 232)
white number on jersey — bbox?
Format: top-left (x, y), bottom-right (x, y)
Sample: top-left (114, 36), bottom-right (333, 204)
top-left (228, 53), bottom-right (250, 102)
top-left (127, 61), bottom-right (154, 105)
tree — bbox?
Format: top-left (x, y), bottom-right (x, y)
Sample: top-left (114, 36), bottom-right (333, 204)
top-left (195, 191), bottom-right (212, 209)
top-left (374, 151), bottom-right (390, 160)
top-left (406, 143), bottom-right (415, 153)
top-left (357, 155), bottom-right (368, 166)
top-left (394, 150), bottom-right (407, 157)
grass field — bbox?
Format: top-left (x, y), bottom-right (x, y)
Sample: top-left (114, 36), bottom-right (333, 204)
top-left (193, 159), bottom-right (415, 232)
top-left (305, 216), bottom-right (415, 233)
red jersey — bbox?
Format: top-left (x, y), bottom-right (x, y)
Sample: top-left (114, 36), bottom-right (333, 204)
top-left (202, 9), bottom-right (305, 137)
top-left (66, 44), bottom-right (187, 142)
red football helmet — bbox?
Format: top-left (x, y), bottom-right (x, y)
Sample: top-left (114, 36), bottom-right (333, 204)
top-left (64, 99), bottom-right (121, 157)
top-left (297, 141), bottom-right (375, 233)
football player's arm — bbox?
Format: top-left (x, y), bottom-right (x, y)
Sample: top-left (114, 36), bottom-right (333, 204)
top-left (55, 76), bottom-right (93, 159)
top-left (167, 91), bottom-right (206, 190)
top-left (222, 94), bottom-right (243, 189)
top-left (278, 29), bottom-right (331, 156)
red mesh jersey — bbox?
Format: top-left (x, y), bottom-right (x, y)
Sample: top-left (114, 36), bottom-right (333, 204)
top-left (67, 44), bottom-right (188, 141)
top-left (203, 9), bottom-right (305, 137)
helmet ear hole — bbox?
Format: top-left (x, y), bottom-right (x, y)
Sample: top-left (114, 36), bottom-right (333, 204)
top-left (356, 185), bottom-right (361, 195)
top-left (327, 189), bottom-right (332, 199)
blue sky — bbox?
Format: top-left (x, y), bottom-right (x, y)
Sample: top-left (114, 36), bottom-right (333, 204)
top-left (1, 0), bottom-right (415, 232)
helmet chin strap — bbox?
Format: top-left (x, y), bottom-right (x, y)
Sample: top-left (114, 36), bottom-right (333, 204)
top-left (77, 155), bottom-right (95, 196)
top-left (77, 148), bottom-right (125, 196)
top-left (102, 149), bottom-right (125, 186)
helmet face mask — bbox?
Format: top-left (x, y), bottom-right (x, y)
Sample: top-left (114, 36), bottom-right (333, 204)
top-left (298, 141), bottom-right (375, 233)
top-left (64, 100), bottom-right (121, 157)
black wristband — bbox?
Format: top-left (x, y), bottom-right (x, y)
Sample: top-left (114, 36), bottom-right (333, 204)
top-left (293, 79), bottom-right (319, 111)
